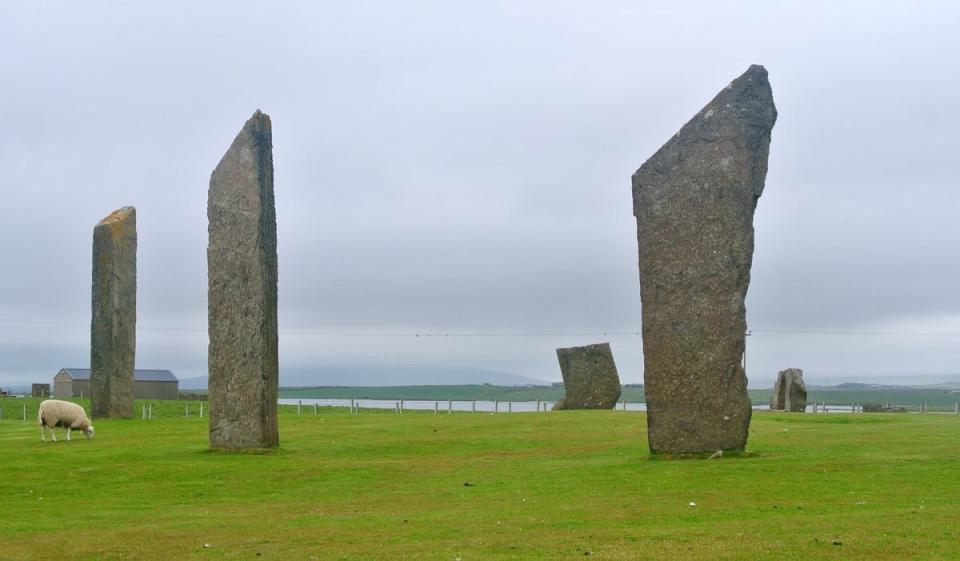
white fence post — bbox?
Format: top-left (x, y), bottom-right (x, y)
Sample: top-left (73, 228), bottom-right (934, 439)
top-left (623, 401), bottom-right (627, 411)
top-left (297, 400), bottom-right (302, 416)
top-left (472, 401), bottom-right (476, 413)
top-left (185, 404), bottom-right (189, 417)
top-left (23, 404), bottom-right (27, 421)
top-left (955, 402), bottom-right (959, 414)
top-left (314, 403), bottom-right (318, 415)
top-left (448, 400), bottom-right (452, 414)
top-left (395, 402), bottom-right (400, 415)
top-left (350, 399), bottom-right (355, 414)
top-left (508, 402), bottom-right (512, 413)
top-left (434, 401), bottom-right (439, 414)
top-left (494, 400), bottom-right (499, 413)
top-left (199, 402), bottom-right (204, 418)
top-left (400, 399), bottom-right (404, 414)
top-left (149, 403), bottom-right (153, 419)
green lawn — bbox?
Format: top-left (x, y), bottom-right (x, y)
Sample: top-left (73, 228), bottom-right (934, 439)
top-left (2, 398), bottom-right (959, 560)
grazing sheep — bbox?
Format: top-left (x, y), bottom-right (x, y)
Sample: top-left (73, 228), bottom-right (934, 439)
top-left (38, 400), bottom-right (94, 442)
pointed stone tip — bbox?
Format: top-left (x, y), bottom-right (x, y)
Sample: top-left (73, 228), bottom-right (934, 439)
top-left (732, 64), bottom-right (770, 88)
top-left (248, 109), bottom-right (271, 131)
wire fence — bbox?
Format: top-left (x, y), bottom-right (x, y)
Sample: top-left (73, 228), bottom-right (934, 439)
top-left (3, 396), bottom-right (960, 423)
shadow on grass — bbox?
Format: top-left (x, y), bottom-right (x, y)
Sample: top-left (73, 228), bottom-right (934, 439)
top-left (773, 414), bottom-right (897, 425)
top-left (204, 447), bottom-right (288, 456)
top-left (647, 449), bottom-right (758, 461)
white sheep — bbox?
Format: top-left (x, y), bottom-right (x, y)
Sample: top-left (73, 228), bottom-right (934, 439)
top-left (38, 399), bottom-right (94, 442)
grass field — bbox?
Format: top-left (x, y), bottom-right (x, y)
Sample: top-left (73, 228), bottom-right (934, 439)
top-left (2, 398), bottom-right (959, 560)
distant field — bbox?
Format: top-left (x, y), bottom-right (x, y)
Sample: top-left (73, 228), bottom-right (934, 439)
top-left (2, 397), bottom-right (959, 560)
top-left (276, 384), bottom-right (960, 412)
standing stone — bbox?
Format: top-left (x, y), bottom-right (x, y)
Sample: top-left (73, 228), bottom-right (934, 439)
top-left (770, 368), bottom-right (807, 412)
top-left (632, 65), bottom-right (777, 454)
top-left (90, 206), bottom-right (137, 419)
top-left (552, 343), bottom-right (622, 410)
top-left (208, 110), bottom-right (279, 449)
top-left (31, 384), bottom-right (50, 398)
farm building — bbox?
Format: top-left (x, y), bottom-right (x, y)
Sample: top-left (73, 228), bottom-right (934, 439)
top-left (53, 368), bottom-right (179, 400)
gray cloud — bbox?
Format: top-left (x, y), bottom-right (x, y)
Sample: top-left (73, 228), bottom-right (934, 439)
top-left (2, 1), bottom-right (959, 387)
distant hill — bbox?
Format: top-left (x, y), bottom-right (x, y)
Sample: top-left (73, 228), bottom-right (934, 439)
top-left (178, 364), bottom-right (549, 390)
top-left (178, 376), bottom-right (210, 391)
top-left (832, 382), bottom-right (911, 390)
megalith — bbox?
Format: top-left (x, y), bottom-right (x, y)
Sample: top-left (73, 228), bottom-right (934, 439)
top-left (632, 65), bottom-right (777, 454)
top-left (31, 384), bottom-right (50, 398)
top-left (770, 368), bottom-right (807, 412)
top-left (208, 110), bottom-right (279, 449)
top-left (90, 206), bottom-right (137, 419)
top-left (552, 343), bottom-right (622, 410)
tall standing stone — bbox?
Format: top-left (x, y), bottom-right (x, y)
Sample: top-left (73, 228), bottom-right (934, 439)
top-left (632, 65), bottom-right (777, 454)
top-left (90, 206), bottom-right (137, 419)
top-left (552, 343), bottom-right (622, 410)
top-left (208, 110), bottom-right (279, 449)
top-left (770, 368), bottom-right (807, 412)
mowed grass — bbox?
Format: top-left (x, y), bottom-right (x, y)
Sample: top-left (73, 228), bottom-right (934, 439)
top-left (1, 401), bottom-right (959, 560)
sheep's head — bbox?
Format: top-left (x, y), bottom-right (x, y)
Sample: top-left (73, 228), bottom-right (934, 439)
top-left (84, 425), bottom-right (94, 439)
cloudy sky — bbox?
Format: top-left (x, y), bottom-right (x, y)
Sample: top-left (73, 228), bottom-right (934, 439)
top-left (2, 1), bottom-right (958, 387)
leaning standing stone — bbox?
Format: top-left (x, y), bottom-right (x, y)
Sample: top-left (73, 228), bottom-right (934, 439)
top-left (90, 206), bottom-right (137, 419)
top-left (770, 368), bottom-right (807, 412)
top-left (208, 110), bottom-right (279, 449)
top-left (552, 343), bottom-right (622, 410)
top-left (632, 65), bottom-right (777, 454)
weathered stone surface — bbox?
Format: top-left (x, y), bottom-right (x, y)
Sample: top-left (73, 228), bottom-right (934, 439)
top-left (552, 343), bottom-right (622, 410)
top-left (632, 65), bottom-right (777, 454)
top-left (90, 206), bottom-right (137, 419)
top-left (770, 368), bottom-right (807, 412)
top-left (31, 383), bottom-right (50, 398)
top-left (208, 110), bottom-right (279, 449)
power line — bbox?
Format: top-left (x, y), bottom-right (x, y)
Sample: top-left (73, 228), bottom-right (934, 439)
top-left (2, 316), bottom-right (959, 338)
top-left (750, 328), bottom-right (960, 338)
top-left (0, 318), bottom-right (204, 333)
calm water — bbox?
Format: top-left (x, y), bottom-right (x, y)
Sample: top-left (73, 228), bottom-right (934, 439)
top-left (279, 399), bottom-right (856, 414)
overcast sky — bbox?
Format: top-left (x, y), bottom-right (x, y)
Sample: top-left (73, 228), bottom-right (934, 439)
top-left (2, 1), bottom-right (958, 387)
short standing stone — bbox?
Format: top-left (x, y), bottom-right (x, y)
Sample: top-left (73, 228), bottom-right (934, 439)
top-left (632, 65), bottom-right (777, 454)
top-left (770, 368), bottom-right (807, 412)
top-left (90, 206), bottom-right (137, 419)
top-left (552, 343), bottom-right (622, 410)
top-left (208, 110), bottom-right (279, 449)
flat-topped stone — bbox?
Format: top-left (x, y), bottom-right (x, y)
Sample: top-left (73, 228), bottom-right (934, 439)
top-left (90, 206), bottom-right (137, 419)
top-left (552, 342), bottom-right (622, 410)
top-left (770, 368), bottom-right (807, 412)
